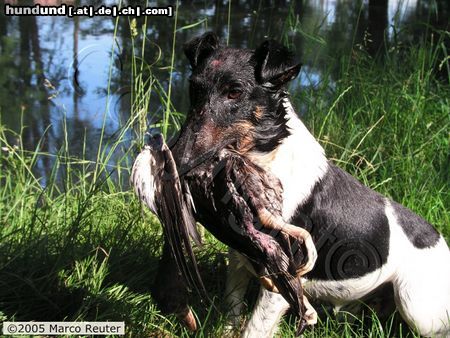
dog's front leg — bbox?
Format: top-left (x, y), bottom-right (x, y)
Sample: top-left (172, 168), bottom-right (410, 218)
top-left (224, 249), bottom-right (253, 333)
top-left (242, 286), bottom-right (290, 338)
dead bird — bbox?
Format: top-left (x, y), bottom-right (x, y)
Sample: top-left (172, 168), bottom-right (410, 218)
top-left (131, 134), bottom-right (317, 335)
top-left (182, 146), bottom-right (318, 335)
top-left (131, 133), bottom-right (204, 331)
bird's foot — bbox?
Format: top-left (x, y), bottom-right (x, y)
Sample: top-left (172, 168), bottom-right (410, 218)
top-left (280, 224), bottom-right (317, 276)
top-left (303, 295), bottom-right (317, 325)
top-left (257, 210), bottom-right (317, 276)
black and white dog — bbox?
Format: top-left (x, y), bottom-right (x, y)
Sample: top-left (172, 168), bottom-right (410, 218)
top-left (171, 32), bottom-right (450, 337)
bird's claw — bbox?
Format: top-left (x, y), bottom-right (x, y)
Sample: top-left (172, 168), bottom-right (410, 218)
top-left (256, 209), bottom-right (317, 276)
top-left (295, 230), bottom-right (317, 276)
top-left (283, 226), bottom-right (317, 276)
top-left (303, 295), bottom-right (317, 325)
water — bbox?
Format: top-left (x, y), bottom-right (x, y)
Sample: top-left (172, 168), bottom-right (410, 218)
top-left (0, 0), bottom-right (448, 182)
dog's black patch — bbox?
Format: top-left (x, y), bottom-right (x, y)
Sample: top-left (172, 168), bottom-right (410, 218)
top-left (297, 164), bottom-right (390, 281)
top-left (251, 99), bottom-right (291, 153)
top-left (391, 201), bottom-right (440, 248)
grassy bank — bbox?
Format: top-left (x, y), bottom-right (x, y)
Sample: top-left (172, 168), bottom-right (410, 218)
top-left (1, 26), bottom-right (449, 338)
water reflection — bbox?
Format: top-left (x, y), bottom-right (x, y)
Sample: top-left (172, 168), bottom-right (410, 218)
top-left (0, 0), bottom-right (447, 183)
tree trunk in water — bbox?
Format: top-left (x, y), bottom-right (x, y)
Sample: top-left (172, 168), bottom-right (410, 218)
top-left (368, 0), bottom-right (388, 58)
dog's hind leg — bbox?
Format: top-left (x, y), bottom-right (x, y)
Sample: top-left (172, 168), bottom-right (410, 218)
top-left (224, 249), bottom-right (253, 332)
top-left (242, 287), bottom-right (290, 338)
top-left (392, 238), bottom-right (450, 337)
top-left (385, 202), bottom-right (450, 337)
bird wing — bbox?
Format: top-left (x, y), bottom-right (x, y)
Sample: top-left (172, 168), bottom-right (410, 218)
top-left (131, 140), bottom-right (207, 302)
top-left (131, 146), bottom-right (157, 214)
top-left (155, 143), bottom-right (207, 301)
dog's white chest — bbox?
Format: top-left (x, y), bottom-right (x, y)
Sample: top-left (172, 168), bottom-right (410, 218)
top-left (249, 99), bottom-right (329, 220)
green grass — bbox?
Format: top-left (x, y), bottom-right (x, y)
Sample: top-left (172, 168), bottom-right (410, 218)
top-left (0, 18), bottom-right (449, 338)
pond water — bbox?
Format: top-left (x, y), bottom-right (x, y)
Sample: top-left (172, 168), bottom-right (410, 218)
top-left (0, 0), bottom-right (448, 182)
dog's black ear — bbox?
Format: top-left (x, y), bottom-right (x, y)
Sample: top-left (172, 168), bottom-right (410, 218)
top-left (184, 32), bottom-right (220, 69)
top-left (254, 40), bottom-right (301, 88)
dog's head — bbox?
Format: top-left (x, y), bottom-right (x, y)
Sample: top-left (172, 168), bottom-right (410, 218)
top-left (172, 32), bottom-right (301, 170)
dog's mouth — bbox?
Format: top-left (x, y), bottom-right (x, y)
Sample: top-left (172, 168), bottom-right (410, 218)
top-left (169, 122), bottom-right (240, 176)
top-left (169, 100), bottom-right (292, 171)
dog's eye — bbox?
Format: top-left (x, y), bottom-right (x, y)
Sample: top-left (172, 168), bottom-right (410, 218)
top-left (227, 89), bottom-right (242, 100)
